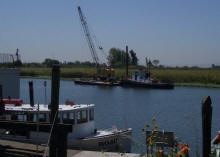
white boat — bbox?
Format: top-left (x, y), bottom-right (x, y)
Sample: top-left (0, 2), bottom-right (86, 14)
top-left (0, 101), bottom-right (132, 152)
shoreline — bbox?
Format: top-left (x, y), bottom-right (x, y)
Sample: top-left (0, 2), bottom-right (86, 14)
top-left (21, 76), bottom-right (220, 89)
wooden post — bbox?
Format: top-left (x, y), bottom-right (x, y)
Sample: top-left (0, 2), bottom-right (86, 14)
top-left (57, 130), bottom-right (68, 157)
top-left (49, 64), bottom-right (60, 157)
top-left (0, 84), bottom-right (2, 98)
top-left (28, 81), bottom-right (34, 107)
top-left (125, 46), bottom-right (129, 79)
top-left (202, 96), bottom-right (212, 157)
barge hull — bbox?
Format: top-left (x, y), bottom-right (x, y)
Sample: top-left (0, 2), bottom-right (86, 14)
top-left (74, 80), bottom-right (120, 86)
top-left (120, 80), bottom-right (174, 89)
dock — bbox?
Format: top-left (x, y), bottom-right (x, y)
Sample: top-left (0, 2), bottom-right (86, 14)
top-left (0, 139), bottom-right (140, 157)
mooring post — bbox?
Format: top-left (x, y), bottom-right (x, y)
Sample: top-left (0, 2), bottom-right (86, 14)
top-left (0, 85), bottom-right (2, 98)
top-left (28, 81), bottom-right (34, 107)
top-left (49, 64), bottom-right (60, 157)
top-left (125, 45), bottom-right (129, 79)
top-left (202, 96), bottom-right (212, 157)
top-left (57, 129), bottom-right (68, 157)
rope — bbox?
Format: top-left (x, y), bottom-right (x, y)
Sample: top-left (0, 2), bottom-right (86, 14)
top-left (43, 110), bottom-right (58, 157)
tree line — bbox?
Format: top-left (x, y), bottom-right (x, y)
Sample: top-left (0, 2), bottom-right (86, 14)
top-left (0, 47), bottom-right (184, 69)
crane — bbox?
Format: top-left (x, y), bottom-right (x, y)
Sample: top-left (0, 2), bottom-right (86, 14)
top-left (77, 6), bottom-right (101, 74)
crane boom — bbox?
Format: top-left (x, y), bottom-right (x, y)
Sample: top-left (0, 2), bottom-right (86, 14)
top-left (77, 6), bottom-right (100, 73)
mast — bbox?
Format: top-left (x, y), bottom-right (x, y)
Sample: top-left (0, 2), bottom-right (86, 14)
top-left (77, 6), bottom-right (100, 74)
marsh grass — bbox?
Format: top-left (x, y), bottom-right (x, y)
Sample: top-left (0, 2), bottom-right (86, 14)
top-left (20, 67), bottom-right (220, 87)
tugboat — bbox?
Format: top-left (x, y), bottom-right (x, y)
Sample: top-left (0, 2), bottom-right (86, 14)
top-left (120, 69), bottom-right (174, 89)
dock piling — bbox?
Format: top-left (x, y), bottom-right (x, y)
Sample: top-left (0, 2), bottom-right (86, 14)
top-left (28, 81), bottom-right (34, 107)
top-left (0, 84), bottom-right (2, 98)
top-left (49, 64), bottom-right (60, 157)
top-left (202, 96), bottom-right (212, 157)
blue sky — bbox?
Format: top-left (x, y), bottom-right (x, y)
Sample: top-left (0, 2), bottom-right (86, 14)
top-left (0, 0), bottom-right (219, 66)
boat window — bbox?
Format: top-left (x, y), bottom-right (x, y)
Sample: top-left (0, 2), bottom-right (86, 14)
top-left (58, 113), bottom-right (61, 123)
top-left (0, 115), bottom-right (6, 120)
top-left (69, 112), bottom-right (75, 124)
top-left (89, 109), bottom-right (94, 121)
top-left (69, 113), bottom-right (74, 120)
top-left (39, 113), bottom-right (46, 122)
top-left (63, 112), bottom-right (75, 124)
top-left (17, 114), bottom-right (24, 121)
top-left (77, 110), bottom-right (88, 124)
top-left (63, 113), bottom-right (68, 119)
top-left (23, 114), bottom-right (27, 121)
top-left (33, 114), bottom-right (37, 122)
top-left (63, 113), bottom-right (68, 123)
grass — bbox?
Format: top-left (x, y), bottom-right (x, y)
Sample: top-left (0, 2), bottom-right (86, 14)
top-left (20, 67), bottom-right (220, 88)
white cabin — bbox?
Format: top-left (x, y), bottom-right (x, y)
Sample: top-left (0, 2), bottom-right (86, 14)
top-left (0, 69), bottom-right (20, 99)
top-left (131, 70), bottom-right (150, 82)
top-left (1, 104), bottom-right (95, 140)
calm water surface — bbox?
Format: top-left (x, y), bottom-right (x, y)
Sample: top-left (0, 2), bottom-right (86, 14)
top-left (20, 78), bottom-right (220, 156)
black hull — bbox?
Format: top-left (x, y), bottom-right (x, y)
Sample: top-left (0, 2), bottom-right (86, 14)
top-left (120, 80), bottom-right (174, 89)
top-left (74, 80), bottom-right (120, 86)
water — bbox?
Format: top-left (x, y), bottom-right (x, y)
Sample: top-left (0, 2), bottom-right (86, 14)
top-left (20, 78), bottom-right (220, 156)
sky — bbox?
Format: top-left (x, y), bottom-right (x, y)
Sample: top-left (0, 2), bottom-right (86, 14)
top-left (0, 0), bottom-right (219, 67)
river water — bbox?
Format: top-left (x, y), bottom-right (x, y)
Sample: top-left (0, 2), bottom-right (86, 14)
top-left (20, 78), bottom-right (220, 156)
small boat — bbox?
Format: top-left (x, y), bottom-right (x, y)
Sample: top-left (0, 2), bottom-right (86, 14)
top-left (120, 70), bottom-right (174, 89)
top-left (0, 102), bottom-right (132, 152)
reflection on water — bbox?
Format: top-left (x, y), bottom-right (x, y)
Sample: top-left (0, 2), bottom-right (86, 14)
top-left (20, 78), bottom-right (220, 156)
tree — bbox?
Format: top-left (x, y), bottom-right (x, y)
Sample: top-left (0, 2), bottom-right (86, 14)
top-left (107, 48), bottom-right (131, 67)
top-left (129, 49), bottom-right (138, 65)
top-left (152, 59), bottom-right (159, 67)
top-left (43, 58), bottom-right (59, 67)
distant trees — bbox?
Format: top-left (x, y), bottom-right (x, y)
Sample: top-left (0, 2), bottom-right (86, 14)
top-left (107, 48), bottom-right (128, 67)
top-left (129, 49), bottom-right (138, 65)
top-left (107, 47), bottom-right (139, 67)
top-left (152, 59), bottom-right (159, 67)
top-left (43, 58), bottom-right (60, 67)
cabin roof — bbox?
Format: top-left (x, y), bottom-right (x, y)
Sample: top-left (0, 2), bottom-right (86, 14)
top-left (5, 104), bottom-right (94, 112)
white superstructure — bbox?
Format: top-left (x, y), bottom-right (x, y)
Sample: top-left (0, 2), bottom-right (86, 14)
top-left (0, 103), bottom-right (132, 152)
top-left (132, 69), bottom-right (150, 83)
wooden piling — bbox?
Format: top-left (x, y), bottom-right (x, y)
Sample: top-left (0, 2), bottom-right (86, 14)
top-left (0, 84), bottom-right (2, 98)
top-left (49, 64), bottom-right (60, 157)
top-left (28, 81), bottom-right (34, 107)
top-left (202, 96), bottom-right (212, 157)
top-left (125, 46), bottom-right (129, 79)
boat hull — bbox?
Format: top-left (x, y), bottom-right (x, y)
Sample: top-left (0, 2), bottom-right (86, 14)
top-left (120, 80), bottom-right (174, 89)
top-left (0, 128), bottom-right (132, 153)
top-left (74, 80), bottom-right (120, 86)
top-left (69, 128), bottom-right (132, 152)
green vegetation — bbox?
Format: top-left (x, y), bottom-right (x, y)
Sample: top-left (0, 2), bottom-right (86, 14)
top-left (20, 67), bottom-right (220, 87)
top-left (107, 47), bottom-right (138, 66)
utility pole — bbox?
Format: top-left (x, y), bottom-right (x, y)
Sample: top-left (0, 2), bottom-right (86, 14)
top-left (125, 46), bottom-right (129, 79)
top-left (16, 48), bottom-right (19, 61)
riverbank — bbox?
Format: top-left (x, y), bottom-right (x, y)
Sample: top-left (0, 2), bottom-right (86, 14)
top-left (20, 67), bottom-right (220, 88)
